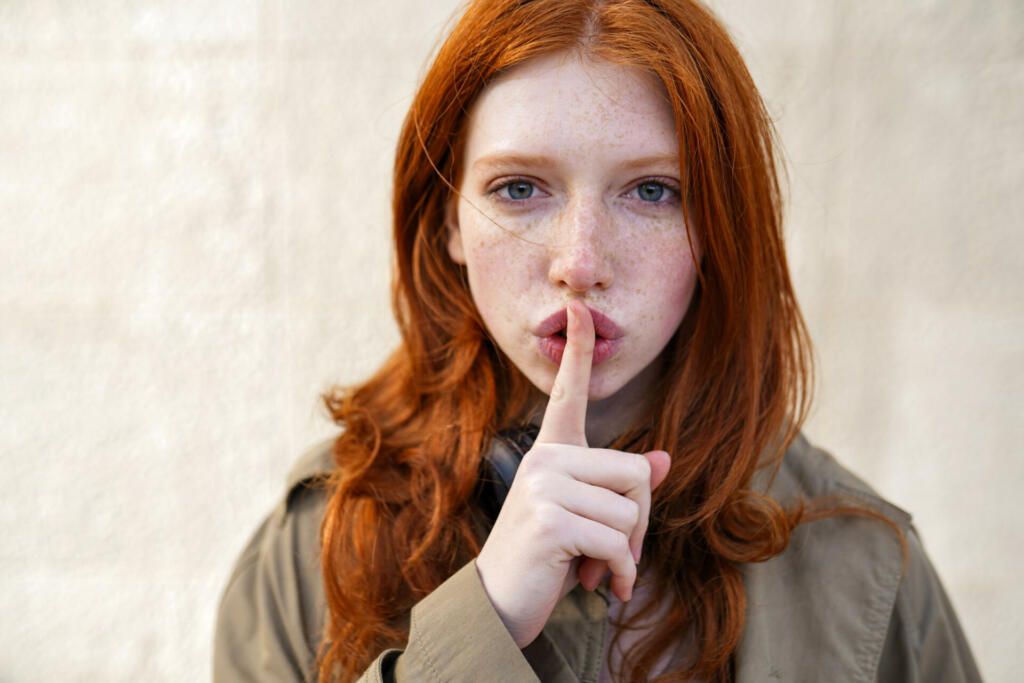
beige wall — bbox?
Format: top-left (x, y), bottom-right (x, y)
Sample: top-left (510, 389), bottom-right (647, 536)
top-left (1, 1), bottom-right (1019, 680)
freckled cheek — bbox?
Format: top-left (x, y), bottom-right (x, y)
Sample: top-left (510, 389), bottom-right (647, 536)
top-left (614, 221), bottom-right (697, 278)
top-left (462, 231), bottom-right (541, 332)
top-left (623, 233), bottom-right (699, 332)
top-left (466, 237), bottom-right (529, 289)
top-left (657, 240), bottom-right (700, 301)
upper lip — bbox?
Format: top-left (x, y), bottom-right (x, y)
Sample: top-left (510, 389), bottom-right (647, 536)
top-left (535, 304), bottom-right (624, 340)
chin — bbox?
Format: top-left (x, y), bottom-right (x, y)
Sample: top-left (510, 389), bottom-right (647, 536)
top-left (517, 352), bottom-right (640, 406)
top-left (585, 373), bottom-right (630, 402)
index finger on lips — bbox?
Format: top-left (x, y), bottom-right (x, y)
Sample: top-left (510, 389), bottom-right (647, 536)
top-left (536, 299), bottom-right (594, 447)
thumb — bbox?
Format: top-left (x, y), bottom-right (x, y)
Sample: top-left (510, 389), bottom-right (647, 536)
top-left (645, 450), bottom-right (671, 491)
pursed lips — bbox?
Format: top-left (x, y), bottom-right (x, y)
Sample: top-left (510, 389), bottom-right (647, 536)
top-left (533, 305), bottom-right (624, 340)
top-left (534, 304), bottom-right (624, 366)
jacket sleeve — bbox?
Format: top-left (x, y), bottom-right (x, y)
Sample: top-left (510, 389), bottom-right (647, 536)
top-left (359, 561), bottom-right (540, 683)
top-left (213, 486), bottom-right (538, 682)
top-left (875, 526), bottom-right (982, 683)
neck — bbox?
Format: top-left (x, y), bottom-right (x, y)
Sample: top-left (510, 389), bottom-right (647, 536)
top-left (584, 359), bottom-right (660, 446)
top-left (526, 356), bottom-right (662, 447)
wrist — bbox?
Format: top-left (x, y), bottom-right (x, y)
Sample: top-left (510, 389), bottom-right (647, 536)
top-left (474, 556), bottom-right (531, 648)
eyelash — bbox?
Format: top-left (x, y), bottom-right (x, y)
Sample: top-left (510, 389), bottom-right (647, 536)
top-left (491, 179), bottom-right (542, 202)
top-left (488, 177), bottom-right (681, 205)
top-left (626, 179), bottom-right (681, 205)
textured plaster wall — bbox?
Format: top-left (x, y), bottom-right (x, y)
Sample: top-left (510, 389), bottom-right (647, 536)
top-left (1, 1), bottom-right (1019, 680)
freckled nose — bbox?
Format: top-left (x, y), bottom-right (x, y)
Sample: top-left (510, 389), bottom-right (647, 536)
top-left (547, 196), bottom-right (614, 293)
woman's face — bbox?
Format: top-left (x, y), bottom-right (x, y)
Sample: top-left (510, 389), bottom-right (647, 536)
top-left (447, 51), bottom-right (700, 426)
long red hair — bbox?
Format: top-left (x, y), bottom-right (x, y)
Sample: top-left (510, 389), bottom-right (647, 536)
top-left (318, 1), bottom-right (816, 680)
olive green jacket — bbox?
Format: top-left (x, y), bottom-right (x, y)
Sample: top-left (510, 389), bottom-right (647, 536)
top-left (213, 434), bottom-right (981, 682)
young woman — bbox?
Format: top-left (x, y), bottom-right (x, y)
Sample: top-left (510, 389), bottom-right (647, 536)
top-left (215, 1), bottom-right (980, 681)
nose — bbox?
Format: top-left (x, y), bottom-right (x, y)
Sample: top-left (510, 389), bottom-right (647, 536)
top-left (547, 195), bottom-right (614, 293)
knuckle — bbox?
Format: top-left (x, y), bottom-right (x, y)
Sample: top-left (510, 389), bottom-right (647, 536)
top-left (517, 447), bottom-right (547, 474)
top-left (598, 528), bottom-right (630, 559)
top-left (635, 453), bottom-right (652, 477)
top-left (623, 498), bottom-right (640, 526)
top-left (627, 453), bottom-right (651, 483)
top-left (533, 502), bottom-right (565, 538)
top-left (609, 539), bottom-right (634, 578)
top-left (615, 531), bottom-right (631, 555)
top-left (523, 473), bottom-right (553, 500)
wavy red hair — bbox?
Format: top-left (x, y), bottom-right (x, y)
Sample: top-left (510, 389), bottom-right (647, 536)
top-left (318, 1), bottom-right (820, 680)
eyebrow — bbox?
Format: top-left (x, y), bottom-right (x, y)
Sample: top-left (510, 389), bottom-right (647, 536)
top-left (471, 153), bottom-right (559, 173)
top-left (471, 152), bottom-right (681, 174)
top-left (616, 154), bottom-right (682, 173)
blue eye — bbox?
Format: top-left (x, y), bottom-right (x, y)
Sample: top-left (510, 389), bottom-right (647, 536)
top-left (636, 181), bottom-right (666, 202)
top-left (504, 181), bottom-right (535, 200)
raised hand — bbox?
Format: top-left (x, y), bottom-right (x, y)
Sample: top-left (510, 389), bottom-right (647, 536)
top-left (475, 299), bottom-right (671, 648)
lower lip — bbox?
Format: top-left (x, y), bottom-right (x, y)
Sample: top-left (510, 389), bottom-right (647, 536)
top-left (537, 335), bottom-right (622, 367)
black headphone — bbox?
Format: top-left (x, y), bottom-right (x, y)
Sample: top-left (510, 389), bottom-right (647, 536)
top-left (477, 425), bottom-right (539, 521)
top-left (476, 424), bottom-right (648, 521)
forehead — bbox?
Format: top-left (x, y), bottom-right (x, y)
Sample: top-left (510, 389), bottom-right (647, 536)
top-left (463, 52), bottom-right (679, 167)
